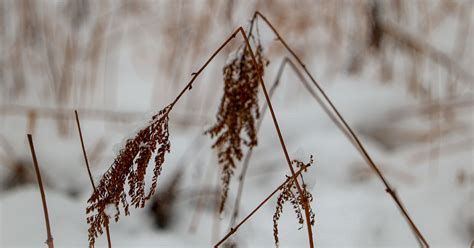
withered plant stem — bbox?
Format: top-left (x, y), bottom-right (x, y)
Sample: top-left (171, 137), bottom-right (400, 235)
top-left (169, 29), bottom-right (241, 109)
top-left (163, 25), bottom-right (314, 247)
top-left (74, 110), bottom-right (112, 248)
top-left (215, 164), bottom-right (311, 247)
top-left (239, 28), bottom-right (315, 248)
top-left (229, 57), bottom-right (357, 229)
top-left (27, 134), bottom-right (54, 248)
top-left (228, 57), bottom-right (287, 229)
top-left (251, 11), bottom-right (429, 248)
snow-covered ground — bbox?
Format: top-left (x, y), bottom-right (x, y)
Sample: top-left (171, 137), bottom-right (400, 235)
top-left (1, 75), bottom-right (472, 247)
top-left (1, 1), bottom-right (473, 247)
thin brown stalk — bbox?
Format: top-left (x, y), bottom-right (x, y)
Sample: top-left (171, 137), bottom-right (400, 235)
top-left (239, 28), bottom-right (315, 248)
top-left (169, 28), bottom-right (242, 109)
top-left (215, 163), bottom-right (311, 248)
top-left (228, 57), bottom-right (349, 229)
top-left (86, 21), bottom-right (313, 246)
top-left (169, 26), bottom-right (316, 247)
top-left (251, 11), bottom-right (429, 247)
top-left (156, 26), bottom-right (315, 246)
top-left (27, 134), bottom-right (54, 248)
top-left (74, 110), bottom-right (112, 248)
top-left (228, 58), bottom-right (287, 228)
top-left (85, 27), bottom-right (242, 246)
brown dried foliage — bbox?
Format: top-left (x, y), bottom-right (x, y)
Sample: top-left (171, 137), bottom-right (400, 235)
top-left (273, 156), bottom-right (315, 247)
top-left (86, 104), bottom-right (173, 246)
top-left (205, 45), bottom-right (269, 213)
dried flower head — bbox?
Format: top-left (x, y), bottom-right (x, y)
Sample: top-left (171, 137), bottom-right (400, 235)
top-left (86, 104), bottom-right (173, 246)
top-left (205, 44), bottom-right (269, 213)
top-left (273, 156), bottom-right (315, 247)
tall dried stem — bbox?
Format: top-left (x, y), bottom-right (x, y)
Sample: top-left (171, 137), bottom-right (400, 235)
top-left (27, 134), bottom-right (54, 248)
top-left (74, 110), bottom-right (112, 248)
top-left (251, 11), bottom-right (429, 248)
top-left (86, 23), bottom-right (317, 247)
top-left (239, 28), bottom-right (315, 248)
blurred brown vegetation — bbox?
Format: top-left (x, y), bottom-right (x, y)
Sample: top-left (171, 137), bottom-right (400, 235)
top-left (0, 0), bottom-right (472, 188)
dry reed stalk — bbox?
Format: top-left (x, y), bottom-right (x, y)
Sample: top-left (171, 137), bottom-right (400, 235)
top-left (250, 11), bottom-right (429, 247)
top-left (239, 27), bottom-right (315, 247)
top-left (85, 28), bottom-right (243, 246)
top-left (86, 24), bottom-right (315, 246)
top-left (228, 57), bottom-right (287, 229)
top-left (74, 110), bottom-right (112, 248)
top-left (228, 56), bottom-right (355, 230)
top-left (215, 162), bottom-right (312, 248)
top-left (227, 55), bottom-right (378, 245)
top-left (27, 134), bottom-right (54, 248)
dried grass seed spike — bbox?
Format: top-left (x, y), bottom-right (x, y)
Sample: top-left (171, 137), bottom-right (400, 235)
top-left (273, 157), bottom-right (315, 247)
top-left (85, 104), bottom-right (173, 247)
top-left (205, 45), bottom-right (269, 214)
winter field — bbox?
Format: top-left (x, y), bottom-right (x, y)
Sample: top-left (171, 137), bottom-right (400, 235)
top-left (0, 1), bottom-right (473, 247)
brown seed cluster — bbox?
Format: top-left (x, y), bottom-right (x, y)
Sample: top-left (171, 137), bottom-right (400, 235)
top-left (205, 45), bottom-right (269, 213)
top-left (273, 156), bottom-right (315, 248)
top-left (86, 104), bottom-right (172, 247)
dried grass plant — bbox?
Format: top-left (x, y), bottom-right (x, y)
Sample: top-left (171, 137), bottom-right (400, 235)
top-left (86, 104), bottom-right (172, 245)
top-left (273, 157), bottom-right (315, 247)
top-left (84, 15), bottom-right (318, 247)
top-left (10, 3), bottom-right (468, 246)
top-left (205, 44), bottom-right (269, 213)
top-left (81, 11), bottom-right (435, 248)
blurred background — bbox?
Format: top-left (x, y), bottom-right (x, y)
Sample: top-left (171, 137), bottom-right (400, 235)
top-left (0, 0), bottom-right (473, 247)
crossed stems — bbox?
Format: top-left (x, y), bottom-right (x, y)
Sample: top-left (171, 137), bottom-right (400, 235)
top-left (151, 12), bottom-right (428, 248)
top-left (167, 25), bottom-right (315, 247)
top-left (249, 12), bottom-right (429, 247)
